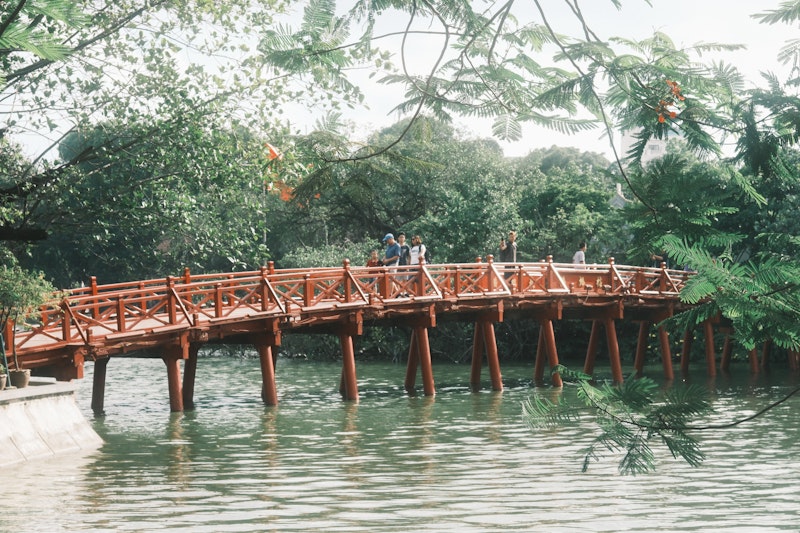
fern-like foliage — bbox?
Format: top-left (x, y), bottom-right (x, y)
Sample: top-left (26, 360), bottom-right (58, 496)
top-left (0, 0), bottom-right (87, 87)
top-left (523, 366), bottom-right (712, 475)
top-left (662, 236), bottom-right (800, 351)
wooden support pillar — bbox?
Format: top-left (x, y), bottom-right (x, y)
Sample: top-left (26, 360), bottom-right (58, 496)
top-left (482, 320), bottom-right (503, 391)
top-left (162, 354), bottom-right (184, 412)
top-left (633, 322), bottom-right (650, 377)
top-left (540, 319), bottom-right (562, 387)
top-left (339, 333), bottom-right (359, 402)
top-left (760, 340), bottom-right (772, 371)
top-left (181, 344), bottom-right (199, 410)
top-left (604, 318), bottom-right (623, 384)
top-left (703, 320), bottom-right (716, 377)
top-left (583, 320), bottom-right (601, 376)
top-left (749, 348), bottom-right (759, 374)
top-left (658, 325), bottom-right (674, 381)
top-left (252, 325), bottom-right (281, 406)
top-left (786, 350), bottom-right (800, 372)
top-left (257, 342), bottom-right (278, 406)
top-left (720, 333), bottom-right (733, 372)
top-left (91, 357), bottom-right (110, 414)
top-left (469, 322), bottom-right (484, 390)
top-left (415, 326), bottom-right (436, 396)
top-left (680, 329), bottom-right (693, 377)
top-left (405, 329), bottom-right (420, 392)
top-left (533, 326), bottom-right (546, 382)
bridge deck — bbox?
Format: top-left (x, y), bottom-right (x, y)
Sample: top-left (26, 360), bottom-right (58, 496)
top-left (6, 258), bottom-right (690, 371)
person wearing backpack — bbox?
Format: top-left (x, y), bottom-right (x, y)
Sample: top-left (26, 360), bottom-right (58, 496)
top-left (410, 234), bottom-right (428, 265)
top-left (397, 232), bottom-right (411, 266)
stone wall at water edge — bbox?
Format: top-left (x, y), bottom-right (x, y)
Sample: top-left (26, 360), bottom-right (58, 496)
top-left (0, 378), bottom-right (102, 466)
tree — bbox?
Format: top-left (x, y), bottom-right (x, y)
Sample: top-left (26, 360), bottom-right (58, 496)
top-left (280, 116), bottom-right (520, 264)
top-left (0, 0), bottom-right (340, 260)
top-left (0, 257), bottom-right (56, 371)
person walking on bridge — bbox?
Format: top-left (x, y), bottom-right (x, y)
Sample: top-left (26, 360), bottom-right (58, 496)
top-left (573, 241), bottom-right (587, 265)
top-left (382, 233), bottom-right (401, 267)
top-left (382, 233), bottom-right (402, 296)
top-left (498, 230), bottom-right (517, 286)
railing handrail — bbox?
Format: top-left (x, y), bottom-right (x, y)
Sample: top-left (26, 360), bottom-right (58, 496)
top-left (8, 260), bottom-right (694, 362)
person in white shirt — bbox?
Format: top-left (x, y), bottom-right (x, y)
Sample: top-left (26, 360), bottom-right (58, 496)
top-left (573, 241), bottom-right (587, 265)
top-left (409, 235), bottom-right (427, 265)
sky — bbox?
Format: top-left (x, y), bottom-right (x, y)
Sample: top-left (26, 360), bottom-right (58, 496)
top-left (289, 0), bottom-right (800, 159)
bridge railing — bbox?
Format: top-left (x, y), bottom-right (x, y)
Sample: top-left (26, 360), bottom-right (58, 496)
top-left (8, 259), bottom-right (693, 359)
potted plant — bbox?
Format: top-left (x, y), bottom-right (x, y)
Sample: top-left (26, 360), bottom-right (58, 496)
top-left (0, 263), bottom-right (57, 389)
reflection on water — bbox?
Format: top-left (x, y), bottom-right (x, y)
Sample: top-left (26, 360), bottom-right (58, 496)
top-left (1, 355), bottom-right (799, 532)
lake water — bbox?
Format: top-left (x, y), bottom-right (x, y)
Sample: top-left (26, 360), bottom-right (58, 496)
top-left (2, 354), bottom-right (799, 532)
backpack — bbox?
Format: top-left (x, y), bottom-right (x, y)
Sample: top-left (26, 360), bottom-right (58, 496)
top-left (423, 245), bottom-right (431, 264)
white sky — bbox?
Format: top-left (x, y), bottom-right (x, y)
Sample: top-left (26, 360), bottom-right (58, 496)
top-left (300, 0), bottom-right (799, 159)
top-left (12, 1), bottom-right (798, 161)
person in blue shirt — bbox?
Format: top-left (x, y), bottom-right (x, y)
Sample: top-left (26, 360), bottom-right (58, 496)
top-left (382, 233), bottom-right (401, 266)
top-left (382, 233), bottom-right (403, 296)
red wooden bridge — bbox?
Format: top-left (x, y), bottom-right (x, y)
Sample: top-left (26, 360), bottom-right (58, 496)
top-left (4, 257), bottom-right (707, 411)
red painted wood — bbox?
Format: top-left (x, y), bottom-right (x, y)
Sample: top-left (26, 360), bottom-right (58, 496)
top-left (339, 333), bottom-right (359, 402)
top-left (415, 326), bottom-right (435, 396)
top-left (658, 325), bottom-right (674, 381)
top-left (405, 329), bottom-right (419, 392)
top-left (633, 321), bottom-right (649, 377)
top-left (91, 357), bottom-right (109, 413)
top-left (163, 355), bottom-right (183, 412)
top-left (258, 342), bottom-right (278, 406)
top-left (470, 322), bottom-right (483, 388)
top-left (703, 320), bottom-right (717, 377)
top-left (182, 345), bottom-right (199, 410)
top-left (541, 319), bottom-right (562, 387)
top-left (583, 320), bottom-right (601, 375)
top-left (482, 320), bottom-right (503, 392)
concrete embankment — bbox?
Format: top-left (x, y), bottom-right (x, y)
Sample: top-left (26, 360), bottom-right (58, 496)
top-left (0, 378), bottom-right (103, 467)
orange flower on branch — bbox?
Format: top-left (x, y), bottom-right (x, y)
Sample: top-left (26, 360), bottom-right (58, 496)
top-left (654, 79), bottom-right (685, 123)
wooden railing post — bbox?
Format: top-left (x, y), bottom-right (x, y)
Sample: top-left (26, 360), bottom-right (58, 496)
top-left (90, 276), bottom-right (99, 319)
top-left (214, 283), bottom-right (224, 318)
top-left (485, 255), bottom-right (494, 292)
top-left (116, 297), bottom-right (126, 332)
top-left (166, 276), bottom-right (177, 324)
top-left (380, 269), bottom-right (391, 299)
top-left (304, 274), bottom-right (313, 307)
top-left (260, 266), bottom-right (271, 311)
top-left (138, 281), bottom-right (146, 312)
top-left (416, 258), bottom-right (425, 296)
top-left (545, 255), bottom-right (556, 290)
top-left (342, 259), bottom-right (352, 302)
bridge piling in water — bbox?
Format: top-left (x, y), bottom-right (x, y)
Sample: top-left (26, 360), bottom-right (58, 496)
top-left (658, 325), bottom-right (675, 380)
top-left (633, 321), bottom-right (649, 377)
top-left (469, 320), bottom-right (503, 392)
top-left (91, 356), bottom-right (109, 414)
top-left (404, 327), bottom-right (436, 396)
top-left (583, 320), bottom-right (602, 376)
top-left (339, 333), bottom-right (359, 402)
top-left (257, 343), bottom-right (278, 406)
top-left (604, 318), bottom-right (624, 384)
top-left (538, 319), bottom-right (562, 387)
